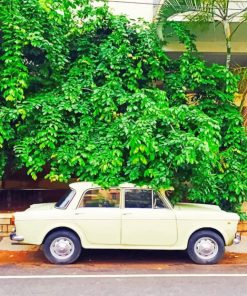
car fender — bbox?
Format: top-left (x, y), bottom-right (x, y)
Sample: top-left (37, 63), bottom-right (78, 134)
top-left (175, 223), bottom-right (230, 249)
top-left (40, 222), bottom-right (89, 247)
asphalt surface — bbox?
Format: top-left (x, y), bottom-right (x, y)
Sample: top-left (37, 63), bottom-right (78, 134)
top-left (1, 275), bottom-right (247, 296)
top-left (0, 236), bottom-right (246, 296)
top-left (1, 263), bottom-right (247, 296)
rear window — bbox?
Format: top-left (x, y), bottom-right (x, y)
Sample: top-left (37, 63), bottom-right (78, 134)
top-left (55, 189), bottom-right (75, 209)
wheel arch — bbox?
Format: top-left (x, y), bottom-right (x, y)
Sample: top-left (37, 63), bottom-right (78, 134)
top-left (42, 227), bottom-right (82, 245)
top-left (188, 227), bottom-right (226, 246)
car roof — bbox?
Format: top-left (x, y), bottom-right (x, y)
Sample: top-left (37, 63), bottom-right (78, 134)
top-left (69, 182), bottom-right (150, 190)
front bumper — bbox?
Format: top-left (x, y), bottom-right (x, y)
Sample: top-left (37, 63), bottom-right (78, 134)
top-left (10, 229), bottom-right (24, 242)
top-left (233, 232), bottom-right (241, 244)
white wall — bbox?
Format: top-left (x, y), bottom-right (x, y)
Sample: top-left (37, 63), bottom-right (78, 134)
top-left (108, 0), bottom-right (155, 21)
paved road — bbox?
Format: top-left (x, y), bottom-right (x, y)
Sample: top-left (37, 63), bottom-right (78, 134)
top-left (1, 267), bottom-right (247, 296)
top-left (0, 249), bottom-right (247, 296)
top-left (1, 273), bottom-right (247, 296)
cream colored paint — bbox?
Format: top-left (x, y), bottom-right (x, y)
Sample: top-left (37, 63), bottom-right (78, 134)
top-left (13, 182), bottom-right (239, 250)
top-left (121, 208), bottom-right (177, 246)
top-left (174, 211), bottom-right (239, 247)
top-left (74, 207), bottom-right (121, 245)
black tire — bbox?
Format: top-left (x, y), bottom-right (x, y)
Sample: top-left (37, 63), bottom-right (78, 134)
top-left (43, 230), bottom-right (82, 264)
top-left (187, 230), bottom-right (225, 264)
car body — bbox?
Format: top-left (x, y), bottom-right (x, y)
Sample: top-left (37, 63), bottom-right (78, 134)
top-left (10, 182), bottom-right (241, 264)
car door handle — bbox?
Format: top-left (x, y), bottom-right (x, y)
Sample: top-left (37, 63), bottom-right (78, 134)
top-left (75, 212), bottom-right (85, 215)
top-left (123, 213), bottom-right (132, 215)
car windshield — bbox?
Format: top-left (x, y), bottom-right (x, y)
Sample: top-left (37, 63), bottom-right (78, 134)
top-left (55, 189), bottom-right (75, 209)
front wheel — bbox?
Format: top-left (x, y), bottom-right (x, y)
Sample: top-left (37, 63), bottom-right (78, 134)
top-left (43, 230), bottom-right (82, 264)
top-left (187, 230), bottom-right (225, 264)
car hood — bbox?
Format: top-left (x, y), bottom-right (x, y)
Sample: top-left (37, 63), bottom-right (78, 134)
top-left (174, 203), bottom-right (221, 212)
top-left (26, 202), bottom-right (56, 211)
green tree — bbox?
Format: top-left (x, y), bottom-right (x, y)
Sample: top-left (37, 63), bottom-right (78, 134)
top-left (162, 23), bottom-right (247, 212)
top-left (0, 0), bottom-right (102, 178)
top-left (0, 0), bottom-right (246, 213)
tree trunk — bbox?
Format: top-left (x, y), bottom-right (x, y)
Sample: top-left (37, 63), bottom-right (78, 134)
top-left (222, 20), bottom-right (231, 69)
top-left (226, 38), bottom-right (231, 69)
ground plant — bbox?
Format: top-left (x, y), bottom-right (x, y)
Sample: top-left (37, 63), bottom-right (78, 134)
top-left (0, 0), bottom-right (246, 213)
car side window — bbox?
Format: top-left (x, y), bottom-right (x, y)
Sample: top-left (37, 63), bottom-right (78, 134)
top-left (79, 189), bottom-right (120, 208)
top-left (125, 189), bottom-right (165, 209)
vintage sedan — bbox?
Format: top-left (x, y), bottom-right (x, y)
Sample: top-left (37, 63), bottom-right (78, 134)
top-left (10, 182), bottom-right (241, 264)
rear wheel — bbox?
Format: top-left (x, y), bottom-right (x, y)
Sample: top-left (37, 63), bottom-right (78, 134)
top-left (43, 230), bottom-right (81, 264)
top-left (187, 230), bottom-right (225, 264)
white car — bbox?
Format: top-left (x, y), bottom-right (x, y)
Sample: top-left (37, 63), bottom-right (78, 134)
top-left (10, 182), bottom-right (241, 264)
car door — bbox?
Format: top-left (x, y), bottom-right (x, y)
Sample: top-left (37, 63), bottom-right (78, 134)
top-left (75, 188), bottom-right (121, 245)
top-left (121, 189), bottom-right (177, 246)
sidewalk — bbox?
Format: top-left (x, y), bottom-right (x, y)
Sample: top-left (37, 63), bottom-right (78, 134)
top-left (0, 236), bottom-right (39, 251)
top-left (226, 235), bottom-right (247, 253)
top-left (0, 235), bottom-right (246, 253)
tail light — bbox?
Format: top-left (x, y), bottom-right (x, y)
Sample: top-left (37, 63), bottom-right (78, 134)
top-left (10, 215), bottom-right (15, 225)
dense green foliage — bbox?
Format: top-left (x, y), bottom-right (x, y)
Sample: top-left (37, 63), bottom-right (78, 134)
top-left (163, 23), bottom-right (247, 213)
top-left (0, 1), bottom-right (246, 212)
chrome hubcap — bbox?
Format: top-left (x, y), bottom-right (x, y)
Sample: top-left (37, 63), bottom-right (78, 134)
top-left (194, 237), bottom-right (218, 260)
top-left (50, 237), bottom-right (75, 260)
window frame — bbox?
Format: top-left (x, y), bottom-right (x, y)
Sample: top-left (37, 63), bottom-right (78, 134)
top-left (55, 189), bottom-right (76, 210)
top-left (123, 189), bottom-right (166, 209)
top-left (77, 187), bottom-right (121, 209)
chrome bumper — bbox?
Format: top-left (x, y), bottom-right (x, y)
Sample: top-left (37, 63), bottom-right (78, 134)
top-left (10, 231), bottom-right (24, 242)
top-left (233, 233), bottom-right (241, 244)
